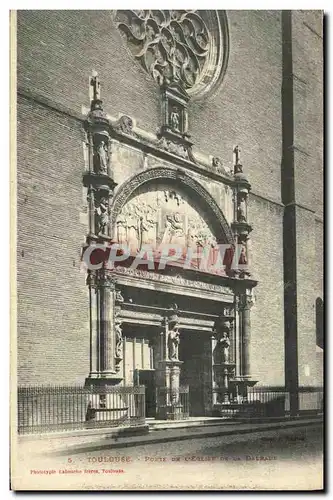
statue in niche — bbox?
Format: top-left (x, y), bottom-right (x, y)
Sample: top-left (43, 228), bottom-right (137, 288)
top-left (95, 197), bottom-right (109, 235)
top-left (95, 140), bottom-right (109, 173)
top-left (237, 194), bottom-right (247, 222)
top-left (219, 331), bottom-right (231, 363)
top-left (168, 325), bottom-right (180, 360)
top-left (170, 106), bottom-right (181, 133)
top-left (239, 242), bottom-right (248, 265)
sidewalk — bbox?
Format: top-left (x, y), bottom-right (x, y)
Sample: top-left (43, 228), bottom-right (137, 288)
top-left (23, 415), bottom-right (323, 457)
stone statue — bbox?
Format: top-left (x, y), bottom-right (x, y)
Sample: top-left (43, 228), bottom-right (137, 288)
top-left (239, 243), bottom-right (248, 265)
top-left (95, 197), bottom-right (109, 235)
top-left (170, 106), bottom-right (180, 132)
top-left (96, 140), bottom-right (108, 173)
top-left (237, 199), bottom-right (247, 222)
top-left (219, 331), bottom-right (230, 363)
top-left (162, 213), bottom-right (185, 246)
top-left (168, 326), bottom-right (180, 360)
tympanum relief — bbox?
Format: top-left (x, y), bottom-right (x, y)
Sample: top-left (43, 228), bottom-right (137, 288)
top-left (114, 187), bottom-right (225, 273)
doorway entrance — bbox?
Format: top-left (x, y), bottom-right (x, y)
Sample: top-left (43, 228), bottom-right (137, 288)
top-left (136, 369), bottom-right (156, 418)
top-left (179, 331), bottom-right (211, 416)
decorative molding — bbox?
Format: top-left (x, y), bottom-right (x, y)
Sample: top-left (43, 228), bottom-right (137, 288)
top-left (113, 266), bottom-right (234, 295)
top-left (113, 10), bottom-right (229, 99)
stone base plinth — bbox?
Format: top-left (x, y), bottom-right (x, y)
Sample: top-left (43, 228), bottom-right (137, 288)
top-left (85, 375), bottom-right (123, 387)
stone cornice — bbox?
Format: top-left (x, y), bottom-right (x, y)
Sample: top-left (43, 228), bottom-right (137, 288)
top-left (17, 86), bottom-right (234, 186)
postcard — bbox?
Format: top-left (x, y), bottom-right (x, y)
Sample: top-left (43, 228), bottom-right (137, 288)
top-left (10, 8), bottom-right (324, 491)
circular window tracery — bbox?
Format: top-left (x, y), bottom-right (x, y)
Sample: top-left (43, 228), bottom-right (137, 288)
top-left (114, 10), bottom-right (229, 99)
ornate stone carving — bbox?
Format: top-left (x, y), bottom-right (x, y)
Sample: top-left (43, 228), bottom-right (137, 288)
top-left (113, 266), bottom-right (233, 295)
top-left (112, 115), bottom-right (135, 136)
top-left (115, 290), bottom-right (124, 303)
top-left (114, 311), bottom-right (123, 370)
top-left (114, 10), bottom-right (229, 99)
top-left (115, 10), bottom-right (210, 89)
top-left (87, 269), bottom-right (117, 289)
top-left (213, 315), bottom-right (234, 364)
top-left (168, 326), bottom-right (180, 360)
top-left (114, 187), bottom-right (220, 265)
top-left (109, 167), bottom-right (234, 244)
top-left (170, 106), bottom-right (181, 133)
top-left (95, 196), bottom-right (109, 236)
top-left (94, 139), bottom-right (109, 174)
top-left (212, 157), bottom-right (226, 175)
top-left (237, 192), bottom-right (247, 222)
top-left (157, 136), bottom-right (188, 159)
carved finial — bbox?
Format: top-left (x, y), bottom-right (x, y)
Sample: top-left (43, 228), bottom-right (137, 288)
top-left (90, 70), bottom-right (101, 101)
top-left (233, 145), bottom-right (241, 165)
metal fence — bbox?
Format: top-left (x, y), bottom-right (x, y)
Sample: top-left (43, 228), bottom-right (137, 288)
top-left (156, 386), bottom-right (190, 420)
top-left (17, 385), bottom-right (146, 435)
top-left (213, 386), bottom-right (323, 418)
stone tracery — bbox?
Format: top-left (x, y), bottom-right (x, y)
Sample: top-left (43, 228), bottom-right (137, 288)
top-left (114, 10), bottom-right (229, 99)
top-left (115, 10), bottom-right (210, 90)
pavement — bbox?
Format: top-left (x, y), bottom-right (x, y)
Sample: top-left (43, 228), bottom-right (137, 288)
top-left (13, 418), bottom-right (324, 490)
top-left (19, 415), bottom-right (323, 457)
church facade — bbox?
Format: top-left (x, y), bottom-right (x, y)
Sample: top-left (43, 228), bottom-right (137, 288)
top-left (16, 10), bottom-right (323, 419)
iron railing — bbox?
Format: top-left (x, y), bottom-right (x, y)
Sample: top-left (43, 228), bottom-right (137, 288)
top-left (156, 385), bottom-right (190, 420)
top-left (17, 385), bottom-right (146, 435)
top-left (212, 386), bottom-right (324, 418)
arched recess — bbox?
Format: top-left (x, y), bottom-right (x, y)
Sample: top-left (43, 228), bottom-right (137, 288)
top-left (109, 166), bottom-right (234, 244)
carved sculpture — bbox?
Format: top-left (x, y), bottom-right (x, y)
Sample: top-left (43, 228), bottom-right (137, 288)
top-left (115, 10), bottom-right (210, 90)
top-left (237, 199), bottom-right (247, 222)
top-left (168, 326), bottom-right (180, 360)
top-left (115, 189), bottom-right (217, 262)
top-left (162, 213), bottom-right (185, 246)
top-left (219, 331), bottom-right (230, 363)
top-left (115, 318), bottom-right (123, 359)
top-left (212, 157), bottom-right (226, 175)
top-left (113, 115), bottom-right (134, 135)
top-left (110, 167), bottom-right (235, 245)
top-left (170, 106), bottom-right (181, 133)
top-left (95, 140), bottom-right (109, 173)
top-left (95, 197), bottom-right (109, 235)
top-left (115, 290), bottom-right (124, 303)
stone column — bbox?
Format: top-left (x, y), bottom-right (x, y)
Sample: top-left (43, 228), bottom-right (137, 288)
top-left (86, 269), bottom-right (123, 385)
top-left (212, 308), bottom-right (235, 414)
top-left (239, 292), bottom-right (253, 379)
top-left (155, 304), bottom-right (184, 420)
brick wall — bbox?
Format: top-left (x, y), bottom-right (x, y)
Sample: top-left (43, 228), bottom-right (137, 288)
top-left (17, 96), bottom-right (89, 385)
top-left (248, 195), bottom-right (285, 385)
top-left (292, 11), bottom-right (323, 387)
